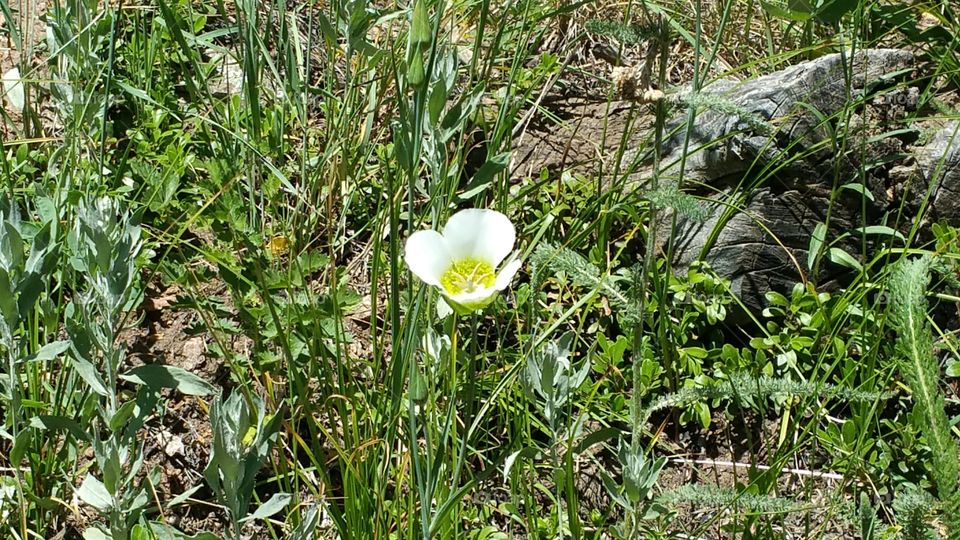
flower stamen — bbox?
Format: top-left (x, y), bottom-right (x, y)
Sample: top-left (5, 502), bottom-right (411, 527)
top-left (441, 258), bottom-right (496, 295)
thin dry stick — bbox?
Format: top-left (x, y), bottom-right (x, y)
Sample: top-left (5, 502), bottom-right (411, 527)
top-left (671, 457), bottom-right (846, 481)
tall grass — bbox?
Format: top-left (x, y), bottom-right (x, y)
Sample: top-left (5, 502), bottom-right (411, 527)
top-left (0, 0), bottom-right (958, 538)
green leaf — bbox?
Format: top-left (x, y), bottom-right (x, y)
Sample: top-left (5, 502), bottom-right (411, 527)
top-left (115, 80), bottom-right (168, 111)
top-left (947, 358), bottom-right (960, 378)
top-left (828, 247), bottom-right (862, 272)
top-left (166, 485), bottom-right (203, 508)
top-left (23, 340), bottom-right (71, 363)
top-left (760, 0), bottom-right (813, 21)
top-left (149, 523), bottom-right (221, 540)
top-left (503, 447), bottom-right (540, 483)
top-left (697, 402), bottom-right (711, 429)
top-left (858, 492), bottom-right (877, 540)
top-left (109, 400), bottom-right (138, 432)
top-left (601, 469), bottom-right (631, 509)
top-left (428, 79), bottom-right (448, 125)
top-left (815, 0), bottom-right (858, 24)
top-left (808, 222), bottom-right (827, 271)
top-left (440, 87), bottom-right (484, 141)
top-left (121, 364), bottom-right (216, 396)
top-left (854, 225), bottom-right (905, 242)
top-left (289, 505), bottom-right (321, 540)
top-left (409, 365), bottom-right (428, 402)
top-left (10, 429), bottom-right (31, 465)
top-left (240, 492), bottom-right (291, 522)
top-left (131, 524), bottom-right (152, 540)
top-left (17, 272), bottom-right (45, 318)
top-left (429, 478), bottom-right (479, 538)
top-left (30, 415), bottom-right (91, 443)
top-left (680, 346), bottom-right (709, 359)
top-left (765, 290), bottom-right (790, 307)
top-left (70, 355), bottom-right (109, 396)
top-left (0, 268), bottom-right (17, 327)
top-left (77, 474), bottom-right (113, 512)
top-left (82, 527), bottom-right (112, 540)
top-left (459, 153), bottom-right (511, 201)
top-left (573, 426), bottom-right (620, 455)
top-left (840, 182), bottom-right (875, 201)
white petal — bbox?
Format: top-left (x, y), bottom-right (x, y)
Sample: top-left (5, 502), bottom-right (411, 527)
top-left (404, 229), bottom-right (451, 287)
top-left (494, 258), bottom-right (522, 290)
top-left (442, 209), bottom-right (515, 267)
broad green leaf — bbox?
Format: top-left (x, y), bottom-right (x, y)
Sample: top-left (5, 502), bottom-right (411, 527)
top-left (765, 290), bottom-right (790, 307)
top-left (16, 271), bottom-right (45, 320)
top-left (10, 429), bottom-right (31, 465)
top-left (409, 365), bottom-right (428, 402)
top-left (108, 400), bottom-right (138, 432)
top-left (601, 468), bottom-right (631, 509)
top-left (680, 346), bottom-right (709, 359)
top-left (131, 524), bottom-right (152, 540)
top-left (149, 523), bottom-right (221, 540)
top-left (947, 359), bottom-right (960, 378)
top-left (815, 0), bottom-right (858, 24)
top-left (0, 268), bottom-right (16, 326)
top-left (240, 492), bottom-right (291, 522)
top-left (854, 225), bottom-right (905, 242)
top-left (23, 340), bottom-right (70, 363)
top-left (289, 505), bottom-right (321, 540)
top-left (760, 0), bottom-right (813, 21)
top-left (459, 153), bottom-right (510, 201)
top-left (82, 527), bottom-right (111, 540)
top-left (470, 526), bottom-right (509, 540)
top-left (840, 182), bottom-right (875, 201)
top-left (428, 78), bottom-right (448, 125)
top-left (828, 247), bottom-right (862, 272)
top-left (30, 415), bottom-right (91, 442)
top-left (76, 474), bottom-right (113, 512)
top-left (121, 364), bottom-right (215, 396)
top-left (573, 426), bottom-right (620, 455)
top-left (71, 355), bottom-right (109, 396)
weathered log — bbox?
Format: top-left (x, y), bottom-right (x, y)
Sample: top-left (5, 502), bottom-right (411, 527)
top-left (657, 49), bottom-right (915, 184)
top-left (655, 49), bottom-right (920, 313)
top-left (917, 121), bottom-right (960, 223)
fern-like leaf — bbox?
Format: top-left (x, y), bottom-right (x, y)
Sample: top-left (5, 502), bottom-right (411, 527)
top-left (888, 256), bottom-right (960, 540)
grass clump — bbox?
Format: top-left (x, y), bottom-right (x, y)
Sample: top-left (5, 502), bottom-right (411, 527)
top-left (1, 0), bottom-right (960, 538)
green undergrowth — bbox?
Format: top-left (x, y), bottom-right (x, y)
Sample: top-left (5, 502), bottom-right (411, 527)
top-left (0, 0), bottom-right (959, 538)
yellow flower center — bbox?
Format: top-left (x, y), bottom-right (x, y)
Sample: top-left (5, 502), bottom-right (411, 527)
top-left (440, 258), bottom-right (496, 295)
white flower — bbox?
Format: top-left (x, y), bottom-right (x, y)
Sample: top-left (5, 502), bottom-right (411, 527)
top-left (405, 208), bottom-right (522, 314)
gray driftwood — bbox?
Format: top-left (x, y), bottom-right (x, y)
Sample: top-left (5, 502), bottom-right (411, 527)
top-left (648, 49), bottom-right (958, 313)
top-left (917, 121), bottom-right (960, 222)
